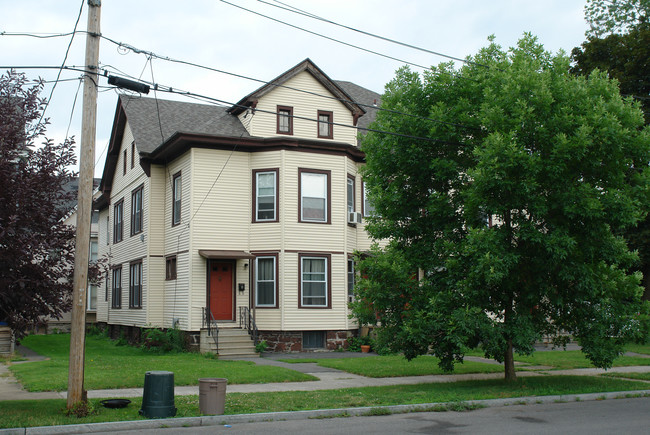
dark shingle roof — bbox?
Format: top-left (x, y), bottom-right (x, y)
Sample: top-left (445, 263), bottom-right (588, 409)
top-left (334, 80), bottom-right (381, 134)
top-left (119, 95), bottom-right (249, 154)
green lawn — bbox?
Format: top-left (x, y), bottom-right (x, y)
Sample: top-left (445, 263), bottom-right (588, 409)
top-left (513, 350), bottom-right (650, 370)
top-left (10, 334), bottom-right (315, 391)
top-left (625, 343), bottom-right (650, 355)
top-left (279, 355), bottom-right (504, 377)
top-left (601, 372), bottom-right (650, 381)
top-left (1, 376), bottom-right (647, 429)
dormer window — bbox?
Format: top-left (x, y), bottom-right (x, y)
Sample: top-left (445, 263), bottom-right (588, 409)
top-left (317, 110), bottom-right (333, 139)
top-left (277, 105), bottom-right (293, 135)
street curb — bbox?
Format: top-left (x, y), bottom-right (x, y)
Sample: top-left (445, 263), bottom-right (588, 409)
top-left (2, 389), bottom-right (649, 435)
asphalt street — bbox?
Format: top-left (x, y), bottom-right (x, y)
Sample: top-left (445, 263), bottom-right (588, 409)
top-left (89, 397), bottom-right (650, 435)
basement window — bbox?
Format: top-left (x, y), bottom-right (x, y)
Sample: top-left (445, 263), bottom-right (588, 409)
top-left (303, 331), bottom-right (325, 349)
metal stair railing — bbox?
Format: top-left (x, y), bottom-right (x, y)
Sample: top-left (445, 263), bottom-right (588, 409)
top-left (202, 307), bottom-right (219, 352)
top-left (239, 306), bottom-right (259, 346)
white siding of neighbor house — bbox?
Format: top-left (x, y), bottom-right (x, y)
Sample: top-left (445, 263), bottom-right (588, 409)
top-left (250, 71), bottom-right (357, 145)
top-left (163, 151), bottom-right (192, 330)
top-left (96, 207), bottom-right (110, 323)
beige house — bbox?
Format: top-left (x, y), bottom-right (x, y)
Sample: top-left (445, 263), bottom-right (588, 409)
top-left (95, 59), bottom-right (381, 354)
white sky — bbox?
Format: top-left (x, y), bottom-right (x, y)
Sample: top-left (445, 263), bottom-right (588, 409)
top-left (0, 0), bottom-right (589, 177)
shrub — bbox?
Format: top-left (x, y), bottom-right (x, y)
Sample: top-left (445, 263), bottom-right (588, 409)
top-left (142, 327), bottom-right (186, 353)
top-left (255, 340), bottom-right (268, 353)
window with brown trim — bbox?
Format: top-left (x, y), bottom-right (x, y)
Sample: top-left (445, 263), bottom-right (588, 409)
top-left (347, 175), bottom-right (355, 214)
top-left (123, 149), bottom-right (127, 175)
top-left (362, 181), bottom-right (376, 217)
top-left (129, 260), bottom-right (142, 309)
top-left (113, 199), bottom-right (124, 243)
top-left (131, 184), bottom-right (143, 236)
top-left (111, 266), bottom-right (122, 309)
top-left (299, 253), bottom-right (331, 308)
top-left (317, 110), bottom-right (333, 139)
top-left (277, 105), bottom-right (293, 135)
top-left (255, 254), bottom-right (278, 308)
top-left (166, 256), bottom-right (177, 280)
top-left (131, 142), bottom-right (136, 169)
top-left (299, 168), bottom-right (331, 224)
top-left (252, 169), bottom-right (279, 222)
top-left (172, 172), bottom-right (181, 226)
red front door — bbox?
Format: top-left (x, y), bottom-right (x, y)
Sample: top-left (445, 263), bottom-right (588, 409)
top-left (209, 262), bottom-right (234, 321)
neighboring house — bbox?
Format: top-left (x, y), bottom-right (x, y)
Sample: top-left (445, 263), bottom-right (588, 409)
top-left (94, 59), bottom-right (382, 353)
top-left (40, 178), bottom-right (101, 333)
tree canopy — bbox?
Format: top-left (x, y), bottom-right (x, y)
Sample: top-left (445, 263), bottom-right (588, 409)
top-left (585, 0), bottom-right (650, 37)
top-left (353, 35), bottom-right (650, 380)
top-left (0, 70), bottom-right (78, 336)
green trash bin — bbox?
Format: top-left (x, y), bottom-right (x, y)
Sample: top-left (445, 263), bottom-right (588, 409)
top-left (199, 378), bottom-right (227, 415)
top-left (140, 371), bottom-right (177, 418)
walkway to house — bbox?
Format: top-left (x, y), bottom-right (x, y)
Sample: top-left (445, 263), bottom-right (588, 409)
top-left (1, 344), bottom-right (649, 401)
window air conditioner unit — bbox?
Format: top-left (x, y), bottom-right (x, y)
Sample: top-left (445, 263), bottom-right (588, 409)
top-left (348, 212), bottom-right (362, 224)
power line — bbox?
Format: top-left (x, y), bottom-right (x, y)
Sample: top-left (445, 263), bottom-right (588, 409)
top-left (98, 35), bottom-right (479, 131)
top-left (261, 0), bottom-right (486, 67)
top-left (217, 0), bottom-right (431, 70)
top-left (36, 0), bottom-right (85, 129)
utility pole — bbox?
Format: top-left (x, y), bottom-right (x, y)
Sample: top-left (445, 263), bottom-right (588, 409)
top-left (67, 0), bottom-right (101, 409)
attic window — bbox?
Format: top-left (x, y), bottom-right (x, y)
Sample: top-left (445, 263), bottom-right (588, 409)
top-left (317, 110), bottom-right (333, 139)
top-left (131, 142), bottom-right (135, 169)
top-left (277, 105), bottom-right (293, 135)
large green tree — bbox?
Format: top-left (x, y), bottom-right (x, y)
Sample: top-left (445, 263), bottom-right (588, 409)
top-left (585, 0), bottom-right (649, 37)
top-left (353, 35), bottom-right (650, 380)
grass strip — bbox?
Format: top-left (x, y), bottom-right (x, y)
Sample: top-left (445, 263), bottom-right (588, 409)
top-left (278, 355), bottom-right (503, 377)
top-left (1, 376), bottom-right (647, 429)
top-left (601, 372), bottom-right (650, 381)
top-left (513, 350), bottom-right (650, 370)
top-left (10, 334), bottom-right (315, 391)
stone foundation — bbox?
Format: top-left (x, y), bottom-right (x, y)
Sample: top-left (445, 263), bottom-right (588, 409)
top-left (259, 330), bottom-right (355, 352)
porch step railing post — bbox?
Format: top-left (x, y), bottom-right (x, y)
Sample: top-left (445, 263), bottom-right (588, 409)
top-left (239, 306), bottom-right (259, 346)
top-left (202, 307), bottom-right (219, 352)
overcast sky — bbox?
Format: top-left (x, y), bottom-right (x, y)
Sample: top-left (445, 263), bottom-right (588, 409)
top-left (1, 0), bottom-right (589, 176)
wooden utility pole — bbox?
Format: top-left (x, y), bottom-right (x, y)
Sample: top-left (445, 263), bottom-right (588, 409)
top-left (67, 0), bottom-right (101, 409)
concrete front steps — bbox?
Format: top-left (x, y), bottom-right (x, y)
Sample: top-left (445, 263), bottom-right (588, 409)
top-left (200, 326), bottom-right (259, 359)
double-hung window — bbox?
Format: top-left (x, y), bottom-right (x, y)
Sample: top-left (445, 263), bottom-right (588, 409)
top-left (255, 256), bottom-right (277, 307)
top-left (131, 185), bottom-right (143, 236)
top-left (347, 176), bottom-right (355, 214)
top-left (363, 182), bottom-right (376, 217)
top-left (277, 105), bottom-right (293, 135)
top-left (166, 256), bottom-right (177, 280)
top-left (317, 110), bottom-right (333, 139)
top-left (129, 261), bottom-right (142, 309)
top-left (347, 257), bottom-right (355, 303)
top-left (299, 254), bottom-right (330, 308)
top-left (299, 169), bottom-right (330, 223)
top-left (113, 199), bottom-right (123, 243)
top-left (253, 169), bottom-right (278, 222)
top-left (111, 266), bottom-right (122, 309)
top-left (172, 172), bottom-right (181, 226)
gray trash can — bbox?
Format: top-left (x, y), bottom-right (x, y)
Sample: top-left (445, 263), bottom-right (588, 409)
top-left (140, 371), bottom-right (177, 418)
top-left (199, 378), bottom-right (227, 415)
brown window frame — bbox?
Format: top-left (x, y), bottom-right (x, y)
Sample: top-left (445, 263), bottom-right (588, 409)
top-left (298, 253), bottom-right (331, 309)
top-left (113, 198), bottom-right (124, 244)
top-left (166, 256), bottom-right (177, 281)
top-left (298, 168), bottom-right (331, 224)
top-left (129, 260), bottom-right (142, 309)
top-left (131, 141), bottom-right (136, 169)
top-left (130, 184), bottom-right (144, 236)
top-left (277, 105), bottom-right (293, 135)
top-left (252, 168), bottom-right (279, 223)
top-left (111, 265), bottom-right (122, 309)
top-left (123, 149), bottom-right (127, 175)
top-left (172, 171), bottom-right (182, 227)
top-left (317, 110), bottom-right (333, 139)
top-left (254, 253), bottom-right (279, 308)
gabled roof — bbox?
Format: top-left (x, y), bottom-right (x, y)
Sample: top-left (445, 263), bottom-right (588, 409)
top-left (228, 58), bottom-right (366, 122)
top-left (334, 80), bottom-right (381, 133)
top-left (99, 95), bottom-right (249, 193)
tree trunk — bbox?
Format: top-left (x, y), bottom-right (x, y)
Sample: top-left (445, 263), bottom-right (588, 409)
top-left (504, 338), bottom-right (516, 381)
